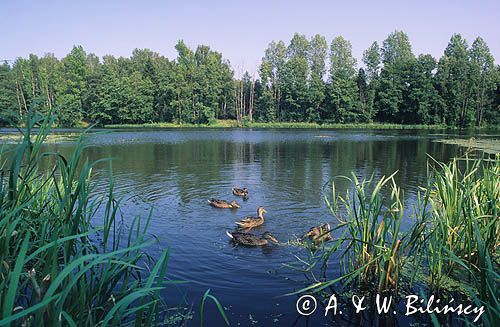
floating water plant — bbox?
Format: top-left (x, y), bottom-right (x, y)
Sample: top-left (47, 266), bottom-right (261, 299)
top-left (434, 138), bottom-right (500, 155)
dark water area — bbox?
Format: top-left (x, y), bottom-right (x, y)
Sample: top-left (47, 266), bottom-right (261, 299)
top-left (10, 128), bottom-right (495, 326)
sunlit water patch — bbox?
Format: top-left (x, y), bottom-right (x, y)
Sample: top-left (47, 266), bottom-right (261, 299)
top-left (17, 127), bottom-right (494, 325)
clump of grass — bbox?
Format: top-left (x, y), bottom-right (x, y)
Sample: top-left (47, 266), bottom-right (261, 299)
top-left (291, 156), bottom-right (499, 324)
top-left (321, 172), bottom-right (427, 294)
top-left (462, 222), bottom-right (499, 325)
top-left (424, 156), bottom-right (499, 324)
top-left (286, 172), bottom-right (425, 296)
top-left (425, 156), bottom-right (499, 290)
top-left (335, 173), bottom-right (402, 292)
top-left (0, 111), bottom-right (170, 325)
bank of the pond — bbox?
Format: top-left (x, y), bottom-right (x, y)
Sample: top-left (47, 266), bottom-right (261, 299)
top-left (104, 121), bottom-right (454, 130)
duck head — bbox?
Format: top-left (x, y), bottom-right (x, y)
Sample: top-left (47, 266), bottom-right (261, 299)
top-left (262, 232), bottom-right (279, 244)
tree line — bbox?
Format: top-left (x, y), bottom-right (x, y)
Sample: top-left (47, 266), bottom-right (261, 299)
top-left (0, 31), bottom-right (498, 127)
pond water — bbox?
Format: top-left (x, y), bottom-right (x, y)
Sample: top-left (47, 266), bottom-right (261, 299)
top-left (23, 128), bottom-right (497, 325)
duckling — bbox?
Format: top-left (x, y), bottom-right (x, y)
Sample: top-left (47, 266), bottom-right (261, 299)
top-left (232, 187), bottom-right (249, 198)
top-left (208, 199), bottom-right (241, 209)
top-left (226, 231), bottom-right (278, 246)
top-left (303, 223), bottom-right (332, 244)
top-left (235, 207), bottom-right (267, 230)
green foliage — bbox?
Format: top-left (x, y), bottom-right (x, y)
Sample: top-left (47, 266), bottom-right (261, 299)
top-left (406, 54), bottom-right (443, 124)
top-left (328, 172), bottom-right (408, 292)
top-left (0, 32), bottom-right (498, 128)
top-left (468, 37), bottom-right (497, 126)
top-left (436, 35), bottom-right (466, 125)
top-left (0, 111), bottom-right (173, 325)
top-left (425, 157), bottom-right (499, 289)
top-left (56, 46), bottom-right (88, 126)
top-left (327, 36), bottom-right (361, 122)
top-left (0, 62), bottom-right (17, 125)
top-left (375, 31), bottom-right (416, 123)
top-left (361, 42), bottom-right (381, 121)
top-left (199, 289), bottom-right (229, 327)
top-left (169, 41), bottom-right (234, 124)
top-left (290, 157), bottom-right (499, 325)
top-left (259, 40), bottom-right (287, 121)
top-left (306, 35), bottom-right (327, 122)
top-left (356, 68), bottom-right (371, 121)
top-left (281, 34), bottom-right (310, 121)
top-left (94, 70), bottom-right (154, 125)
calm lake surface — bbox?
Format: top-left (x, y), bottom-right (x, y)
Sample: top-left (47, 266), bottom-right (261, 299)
top-left (22, 128), bottom-right (497, 325)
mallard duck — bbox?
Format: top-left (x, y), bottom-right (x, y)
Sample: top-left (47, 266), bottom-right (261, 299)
top-left (235, 207), bottom-right (267, 230)
top-left (226, 231), bottom-right (278, 246)
top-left (232, 187), bottom-right (249, 198)
top-left (208, 199), bottom-right (241, 209)
top-left (303, 223), bottom-right (332, 244)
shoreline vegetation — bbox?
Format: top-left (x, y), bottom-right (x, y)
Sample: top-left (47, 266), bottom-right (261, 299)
top-left (0, 112), bottom-right (173, 326)
top-left (291, 156), bottom-right (499, 325)
top-left (103, 120), bottom-right (489, 130)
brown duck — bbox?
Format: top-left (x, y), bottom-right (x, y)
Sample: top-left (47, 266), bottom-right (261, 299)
top-left (226, 231), bottom-right (278, 246)
top-left (208, 199), bottom-right (241, 209)
top-left (232, 187), bottom-right (249, 198)
top-left (303, 223), bottom-right (332, 244)
top-left (235, 207), bottom-right (267, 230)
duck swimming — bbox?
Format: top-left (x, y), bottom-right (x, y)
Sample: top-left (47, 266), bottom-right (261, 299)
top-left (235, 207), bottom-right (267, 230)
top-left (232, 187), bottom-right (249, 198)
top-left (208, 199), bottom-right (241, 209)
top-left (226, 231), bottom-right (278, 246)
top-left (303, 223), bottom-right (332, 244)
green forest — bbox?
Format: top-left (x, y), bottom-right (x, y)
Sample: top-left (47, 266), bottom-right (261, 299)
top-left (1, 31), bottom-right (498, 127)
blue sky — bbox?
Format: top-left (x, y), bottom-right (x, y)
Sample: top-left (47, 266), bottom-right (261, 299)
top-left (1, 0), bottom-right (498, 75)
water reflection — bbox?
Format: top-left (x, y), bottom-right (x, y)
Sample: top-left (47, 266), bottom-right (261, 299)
top-left (40, 128), bottom-right (463, 325)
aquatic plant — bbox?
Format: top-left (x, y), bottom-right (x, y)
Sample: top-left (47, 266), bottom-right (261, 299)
top-left (199, 289), bottom-right (229, 327)
top-left (291, 156), bottom-right (499, 324)
top-left (434, 138), bottom-right (500, 155)
top-left (322, 172), bottom-right (429, 294)
top-left (0, 111), bottom-right (172, 326)
top-left (424, 156), bottom-right (499, 326)
top-left (425, 157), bottom-right (499, 289)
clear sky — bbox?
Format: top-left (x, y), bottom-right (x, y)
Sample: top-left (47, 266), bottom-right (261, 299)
top-left (1, 0), bottom-right (499, 75)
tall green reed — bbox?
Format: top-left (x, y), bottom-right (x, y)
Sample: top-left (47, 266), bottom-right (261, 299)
top-left (325, 172), bottom-right (426, 293)
top-left (0, 111), bottom-right (170, 326)
top-left (426, 156), bottom-right (499, 290)
top-left (291, 155), bottom-right (499, 324)
top-left (425, 156), bottom-right (499, 325)
top-left (287, 172), bottom-right (426, 295)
